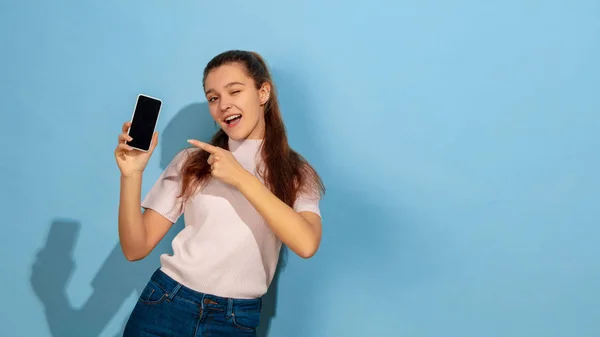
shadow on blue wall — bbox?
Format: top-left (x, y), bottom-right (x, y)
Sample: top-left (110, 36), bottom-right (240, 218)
top-left (29, 68), bottom-right (403, 337)
top-left (29, 102), bottom-right (286, 337)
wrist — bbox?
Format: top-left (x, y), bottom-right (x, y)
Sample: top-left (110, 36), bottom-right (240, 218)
top-left (121, 172), bottom-right (143, 180)
top-left (235, 171), bottom-right (258, 191)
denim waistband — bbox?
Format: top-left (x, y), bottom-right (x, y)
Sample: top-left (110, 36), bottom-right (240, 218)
top-left (149, 268), bottom-right (262, 313)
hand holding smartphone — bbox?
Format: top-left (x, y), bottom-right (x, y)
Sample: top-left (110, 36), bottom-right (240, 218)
top-left (114, 94), bottom-right (162, 177)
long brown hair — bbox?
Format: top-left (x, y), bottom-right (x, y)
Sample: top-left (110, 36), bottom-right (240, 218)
top-left (178, 50), bottom-right (325, 207)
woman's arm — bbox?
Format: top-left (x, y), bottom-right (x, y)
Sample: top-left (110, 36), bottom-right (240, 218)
top-left (115, 125), bottom-right (175, 262)
top-left (235, 173), bottom-right (322, 259)
top-left (187, 139), bottom-right (323, 258)
top-left (118, 174), bottom-right (173, 261)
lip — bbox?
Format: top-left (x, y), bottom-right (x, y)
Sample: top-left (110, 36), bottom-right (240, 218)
top-left (223, 113), bottom-right (242, 128)
top-left (222, 113), bottom-right (242, 123)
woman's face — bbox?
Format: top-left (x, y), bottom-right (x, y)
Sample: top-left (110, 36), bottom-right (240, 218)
top-left (204, 62), bottom-right (270, 140)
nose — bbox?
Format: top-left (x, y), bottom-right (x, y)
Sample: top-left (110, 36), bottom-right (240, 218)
top-left (219, 98), bottom-right (232, 112)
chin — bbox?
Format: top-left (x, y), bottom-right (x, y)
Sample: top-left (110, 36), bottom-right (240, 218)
top-left (222, 128), bottom-right (249, 140)
top-left (227, 134), bottom-right (247, 141)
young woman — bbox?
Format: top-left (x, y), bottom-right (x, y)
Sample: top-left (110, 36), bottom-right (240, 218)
top-left (114, 50), bottom-right (325, 336)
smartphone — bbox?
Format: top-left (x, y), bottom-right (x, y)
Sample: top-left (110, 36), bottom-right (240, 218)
top-left (126, 94), bottom-right (162, 152)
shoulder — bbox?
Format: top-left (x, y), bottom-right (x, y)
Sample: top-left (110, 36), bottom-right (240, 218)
top-left (295, 161), bottom-right (325, 202)
top-left (298, 157), bottom-right (324, 188)
top-left (293, 164), bottom-right (323, 215)
top-left (173, 147), bottom-right (200, 163)
top-left (164, 147), bottom-right (201, 174)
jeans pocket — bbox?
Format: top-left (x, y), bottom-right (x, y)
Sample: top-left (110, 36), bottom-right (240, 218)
top-left (231, 311), bottom-right (260, 331)
top-left (138, 280), bottom-right (168, 305)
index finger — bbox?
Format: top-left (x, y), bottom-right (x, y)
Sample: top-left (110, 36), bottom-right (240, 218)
top-left (122, 121), bottom-right (132, 133)
top-left (188, 139), bottom-right (219, 153)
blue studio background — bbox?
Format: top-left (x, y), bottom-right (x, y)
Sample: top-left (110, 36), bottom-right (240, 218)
top-left (1, 1), bottom-right (599, 336)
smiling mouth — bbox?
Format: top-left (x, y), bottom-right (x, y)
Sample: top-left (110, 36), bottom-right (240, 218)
top-left (224, 114), bottom-right (242, 126)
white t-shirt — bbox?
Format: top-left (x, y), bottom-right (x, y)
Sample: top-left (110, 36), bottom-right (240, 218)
top-left (141, 138), bottom-right (321, 299)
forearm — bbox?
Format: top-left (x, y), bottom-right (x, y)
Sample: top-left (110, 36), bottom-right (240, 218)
top-left (236, 173), bottom-right (320, 258)
top-left (118, 173), bottom-right (148, 260)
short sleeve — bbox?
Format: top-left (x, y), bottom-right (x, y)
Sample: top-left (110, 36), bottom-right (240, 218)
top-left (141, 148), bottom-right (195, 223)
top-left (293, 184), bottom-right (322, 218)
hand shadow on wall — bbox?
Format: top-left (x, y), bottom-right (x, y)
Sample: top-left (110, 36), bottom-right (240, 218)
top-left (30, 102), bottom-right (285, 337)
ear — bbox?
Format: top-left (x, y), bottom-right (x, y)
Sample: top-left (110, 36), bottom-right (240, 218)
top-left (259, 82), bottom-right (271, 105)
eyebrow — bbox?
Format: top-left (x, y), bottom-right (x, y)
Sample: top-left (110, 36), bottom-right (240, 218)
top-left (205, 81), bottom-right (245, 95)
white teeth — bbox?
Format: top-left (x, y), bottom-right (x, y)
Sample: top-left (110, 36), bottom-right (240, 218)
top-left (225, 114), bottom-right (241, 122)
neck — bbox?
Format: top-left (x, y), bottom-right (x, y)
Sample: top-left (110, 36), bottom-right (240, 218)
top-left (228, 137), bottom-right (263, 151)
top-left (228, 137), bottom-right (264, 171)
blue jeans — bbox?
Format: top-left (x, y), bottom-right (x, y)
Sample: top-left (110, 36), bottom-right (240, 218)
top-left (123, 269), bottom-right (262, 336)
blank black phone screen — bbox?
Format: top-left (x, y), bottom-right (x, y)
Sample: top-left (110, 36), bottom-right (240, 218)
top-left (126, 95), bottom-right (161, 151)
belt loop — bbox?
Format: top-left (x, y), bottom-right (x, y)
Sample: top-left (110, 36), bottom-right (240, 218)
top-left (167, 283), bottom-right (182, 301)
top-left (227, 298), bottom-right (233, 317)
top-left (201, 294), bottom-right (206, 310)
